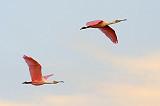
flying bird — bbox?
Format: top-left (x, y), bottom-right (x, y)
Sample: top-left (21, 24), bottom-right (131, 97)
top-left (80, 19), bottom-right (126, 44)
top-left (22, 55), bottom-right (64, 86)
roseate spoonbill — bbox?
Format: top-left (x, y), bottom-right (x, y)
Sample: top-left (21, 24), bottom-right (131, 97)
top-left (80, 19), bottom-right (126, 44)
top-left (22, 55), bottom-right (64, 86)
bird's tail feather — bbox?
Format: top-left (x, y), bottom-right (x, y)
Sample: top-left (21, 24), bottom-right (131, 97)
top-left (43, 74), bottom-right (54, 80)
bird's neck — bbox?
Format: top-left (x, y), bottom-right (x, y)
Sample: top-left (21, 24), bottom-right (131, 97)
top-left (45, 81), bottom-right (64, 84)
top-left (108, 19), bottom-right (127, 25)
top-left (107, 20), bottom-right (117, 25)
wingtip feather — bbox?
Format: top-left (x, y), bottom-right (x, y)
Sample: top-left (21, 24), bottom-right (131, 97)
top-left (23, 55), bottom-right (27, 59)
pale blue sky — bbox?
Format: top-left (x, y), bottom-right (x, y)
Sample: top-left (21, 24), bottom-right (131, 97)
top-left (0, 0), bottom-right (160, 106)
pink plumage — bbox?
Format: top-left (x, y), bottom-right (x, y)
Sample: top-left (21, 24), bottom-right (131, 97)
top-left (22, 55), bottom-right (64, 86)
top-left (80, 19), bottom-right (126, 44)
top-left (86, 20), bottom-right (103, 26)
top-left (23, 55), bottom-right (42, 82)
top-left (99, 26), bottom-right (118, 44)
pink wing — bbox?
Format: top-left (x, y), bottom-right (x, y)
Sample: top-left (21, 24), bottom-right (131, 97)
top-left (23, 55), bottom-right (42, 82)
top-left (86, 20), bottom-right (103, 26)
top-left (43, 74), bottom-right (54, 80)
top-left (99, 26), bottom-right (118, 44)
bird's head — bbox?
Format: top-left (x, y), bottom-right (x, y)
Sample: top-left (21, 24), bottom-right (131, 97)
top-left (80, 26), bottom-right (90, 30)
top-left (22, 81), bottom-right (31, 84)
top-left (58, 81), bottom-right (64, 83)
top-left (52, 80), bottom-right (64, 84)
top-left (114, 19), bottom-right (127, 23)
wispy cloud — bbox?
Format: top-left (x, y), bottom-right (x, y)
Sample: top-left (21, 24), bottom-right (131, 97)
top-left (98, 82), bottom-right (160, 97)
top-left (110, 52), bottom-right (160, 72)
top-left (96, 82), bottom-right (160, 106)
top-left (1, 81), bottom-right (160, 106)
top-left (0, 95), bottom-right (107, 106)
top-left (71, 40), bottom-right (160, 72)
top-left (43, 95), bottom-right (89, 106)
top-left (0, 100), bottom-right (33, 106)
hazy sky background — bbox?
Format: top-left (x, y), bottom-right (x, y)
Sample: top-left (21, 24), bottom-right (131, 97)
top-left (0, 0), bottom-right (160, 106)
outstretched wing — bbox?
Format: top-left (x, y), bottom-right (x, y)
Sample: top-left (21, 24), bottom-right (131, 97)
top-left (86, 20), bottom-right (103, 26)
top-left (99, 26), bottom-right (118, 44)
top-left (23, 55), bottom-right (42, 82)
top-left (43, 74), bottom-right (54, 80)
